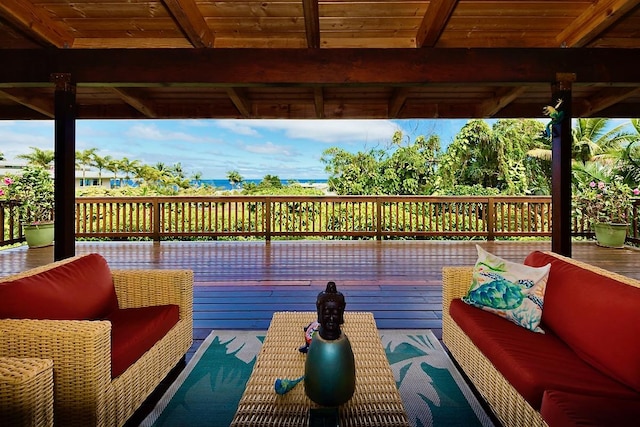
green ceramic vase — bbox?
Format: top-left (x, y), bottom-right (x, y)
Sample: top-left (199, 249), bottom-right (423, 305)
top-left (594, 222), bottom-right (628, 248)
top-left (304, 332), bottom-right (356, 407)
top-left (23, 222), bottom-right (55, 248)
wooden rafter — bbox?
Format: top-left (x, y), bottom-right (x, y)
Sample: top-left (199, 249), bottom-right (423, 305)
top-left (0, 88), bottom-right (53, 118)
top-left (314, 87), bottom-right (325, 118)
top-left (416, 0), bottom-right (458, 47)
top-left (556, 0), bottom-right (640, 47)
top-left (302, 0), bottom-right (320, 48)
top-left (110, 88), bottom-right (158, 118)
top-left (389, 87), bottom-right (410, 118)
top-left (577, 86), bottom-right (640, 117)
top-left (0, 0), bottom-right (74, 48)
top-left (476, 86), bottom-right (528, 117)
top-left (162, 0), bottom-right (215, 48)
top-left (226, 88), bottom-right (251, 118)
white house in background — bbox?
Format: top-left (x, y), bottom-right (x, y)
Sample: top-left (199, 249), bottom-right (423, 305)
top-left (1, 162), bottom-right (121, 189)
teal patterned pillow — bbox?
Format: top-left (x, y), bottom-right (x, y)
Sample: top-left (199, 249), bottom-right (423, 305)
top-left (463, 246), bottom-right (551, 333)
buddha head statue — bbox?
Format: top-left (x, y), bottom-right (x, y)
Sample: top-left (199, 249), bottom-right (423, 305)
top-left (316, 281), bottom-right (346, 340)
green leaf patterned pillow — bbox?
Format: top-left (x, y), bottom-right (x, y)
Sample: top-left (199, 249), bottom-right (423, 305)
top-left (463, 245), bottom-right (551, 333)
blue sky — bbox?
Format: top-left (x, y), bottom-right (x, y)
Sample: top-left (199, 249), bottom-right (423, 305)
top-left (0, 119), bottom-right (469, 179)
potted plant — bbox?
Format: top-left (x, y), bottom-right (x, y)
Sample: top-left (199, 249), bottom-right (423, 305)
top-left (1, 166), bottom-right (55, 248)
top-left (573, 177), bottom-right (640, 248)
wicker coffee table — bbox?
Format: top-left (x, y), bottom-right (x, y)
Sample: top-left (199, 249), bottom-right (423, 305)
top-left (230, 311), bottom-right (409, 427)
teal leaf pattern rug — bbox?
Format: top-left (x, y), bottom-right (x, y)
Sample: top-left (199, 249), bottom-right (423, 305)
top-left (142, 330), bottom-right (495, 427)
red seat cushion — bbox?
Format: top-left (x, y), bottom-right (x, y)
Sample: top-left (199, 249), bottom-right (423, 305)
top-left (525, 251), bottom-right (640, 393)
top-left (106, 304), bottom-right (180, 378)
top-left (541, 389), bottom-right (640, 427)
top-left (450, 299), bottom-right (638, 409)
top-left (0, 253), bottom-right (118, 320)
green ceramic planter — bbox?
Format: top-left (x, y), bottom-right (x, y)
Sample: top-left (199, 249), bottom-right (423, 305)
top-left (304, 332), bottom-right (356, 407)
top-left (24, 222), bottom-right (55, 248)
top-left (594, 222), bottom-right (628, 248)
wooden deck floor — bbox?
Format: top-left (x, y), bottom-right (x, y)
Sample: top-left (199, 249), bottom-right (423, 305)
top-left (2, 239), bottom-right (639, 426)
top-left (2, 239), bottom-right (639, 356)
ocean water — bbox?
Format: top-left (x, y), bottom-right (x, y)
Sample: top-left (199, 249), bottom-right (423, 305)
top-left (191, 178), bottom-right (328, 191)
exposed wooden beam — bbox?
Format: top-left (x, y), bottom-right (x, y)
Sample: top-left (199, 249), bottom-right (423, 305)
top-left (226, 88), bottom-right (251, 118)
top-left (476, 86), bottom-right (528, 117)
top-left (314, 87), bottom-right (325, 118)
top-left (389, 87), bottom-right (410, 118)
top-left (302, 0), bottom-right (321, 49)
top-left (416, 0), bottom-right (458, 47)
top-left (110, 88), bottom-right (158, 118)
top-left (0, 88), bottom-right (53, 118)
top-left (2, 48), bottom-right (640, 87)
top-left (556, 0), bottom-right (640, 47)
top-left (576, 86), bottom-right (640, 117)
top-left (162, 0), bottom-right (215, 48)
top-left (0, 0), bottom-right (75, 48)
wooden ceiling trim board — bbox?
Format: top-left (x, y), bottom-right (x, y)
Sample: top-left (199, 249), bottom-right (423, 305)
top-left (1, 48), bottom-right (639, 86)
top-left (577, 86), bottom-right (640, 116)
top-left (0, 88), bottom-right (53, 118)
top-left (389, 87), bottom-right (410, 118)
top-left (416, 0), bottom-right (459, 47)
top-left (556, 0), bottom-right (640, 47)
top-left (0, 0), bottom-right (75, 48)
top-left (226, 87), bottom-right (251, 117)
top-left (476, 86), bottom-right (528, 117)
top-left (110, 88), bottom-right (158, 118)
top-left (302, 0), bottom-right (320, 48)
top-left (314, 87), bottom-right (325, 118)
top-left (162, 0), bottom-right (214, 48)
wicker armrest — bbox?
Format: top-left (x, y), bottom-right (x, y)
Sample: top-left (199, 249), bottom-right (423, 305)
top-left (111, 269), bottom-right (194, 320)
top-left (0, 319), bottom-right (112, 425)
top-left (442, 266), bottom-right (473, 316)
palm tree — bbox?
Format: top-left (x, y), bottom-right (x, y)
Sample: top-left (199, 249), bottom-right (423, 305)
top-left (92, 154), bottom-right (111, 186)
top-left (17, 147), bottom-right (55, 168)
top-left (76, 148), bottom-right (97, 186)
top-left (105, 157), bottom-right (121, 188)
top-left (0, 151), bottom-right (5, 161)
top-left (119, 157), bottom-right (141, 186)
top-left (227, 170), bottom-right (243, 189)
top-left (528, 118), bottom-right (630, 165)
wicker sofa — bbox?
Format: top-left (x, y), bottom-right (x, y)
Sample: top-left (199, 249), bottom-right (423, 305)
top-left (0, 253), bottom-right (193, 427)
top-left (443, 250), bottom-right (640, 427)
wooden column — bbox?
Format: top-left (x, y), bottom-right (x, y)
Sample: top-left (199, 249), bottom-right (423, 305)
top-left (52, 73), bottom-right (76, 261)
top-left (551, 73), bottom-right (575, 257)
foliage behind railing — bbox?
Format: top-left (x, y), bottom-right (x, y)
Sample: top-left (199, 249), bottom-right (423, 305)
top-left (3, 196), bottom-right (639, 246)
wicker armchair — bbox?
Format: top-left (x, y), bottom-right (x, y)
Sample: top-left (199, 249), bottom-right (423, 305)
top-left (0, 256), bottom-right (194, 427)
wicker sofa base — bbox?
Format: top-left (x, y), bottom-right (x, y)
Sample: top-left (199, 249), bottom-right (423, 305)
top-left (443, 315), bottom-right (548, 427)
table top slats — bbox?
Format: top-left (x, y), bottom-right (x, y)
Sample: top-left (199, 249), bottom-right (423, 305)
top-left (231, 311), bottom-right (409, 427)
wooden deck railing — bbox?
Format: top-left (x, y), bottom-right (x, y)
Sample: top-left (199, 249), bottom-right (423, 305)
top-left (2, 196), bottom-right (639, 246)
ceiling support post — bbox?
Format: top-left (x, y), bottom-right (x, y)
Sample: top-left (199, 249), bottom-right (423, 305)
top-left (550, 73), bottom-right (575, 257)
top-left (51, 73), bottom-right (76, 261)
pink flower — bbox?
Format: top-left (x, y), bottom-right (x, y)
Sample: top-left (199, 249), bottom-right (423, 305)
top-left (0, 189), bottom-right (4, 197)
top-left (589, 181), bottom-right (596, 188)
top-left (598, 181), bottom-right (606, 189)
top-left (3, 177), bottom-right (13, 185)
top-left (634, 188), bottom-right (640, 196)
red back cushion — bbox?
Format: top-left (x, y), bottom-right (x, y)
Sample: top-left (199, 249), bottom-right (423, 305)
top-left (0, 253), bottom-right (119, 320)
top-left (525, 251), bottom-right (640, 393)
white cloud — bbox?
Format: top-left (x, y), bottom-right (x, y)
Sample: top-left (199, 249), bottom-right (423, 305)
top-left (216, 119), bottom-right (400, 143)
top-left (214, 120), bottom-right (260, 136)
top-left (126, 124), bottom-right (202, 143)
top-left (244, 141), bottom-right (295, 156)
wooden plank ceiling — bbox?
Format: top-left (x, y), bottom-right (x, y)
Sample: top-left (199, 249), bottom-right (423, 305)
top-left (0, 0), bottom-right (639, 120)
